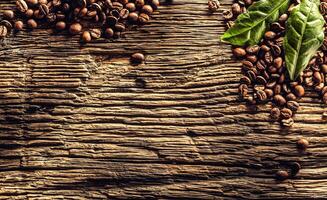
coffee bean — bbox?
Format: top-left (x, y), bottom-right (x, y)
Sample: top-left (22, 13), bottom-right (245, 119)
top-left (126, 3), bottom-right (136, 11)
top-left (81, 31), bottom-right (91, 43)
top-left (273, 84), bottom-right (281, 95)
top-left (273, 57), bottom-right (283, 69)
top-left (231, 3), bottom-right (241, 15)
top-left (256, 76), bottom-right (267, 85)
top-left (315, 82), bottom-right (324, 92)
top-left (280, 108), bottom-right (293, 119)
top-left (0, 20), bottom-right (13, 32)
top-left (264, 89), bottom-right (273, 98)
top-left (270, 107), bottom-right (280, 121)
top-left (276, 170), bottom-right (288, 181)
top-left (321, 64), bottom-right (327, 73)
top-left (246, 70), bottom-right (257, 82)
top-left (0, 25), bottom-right (8, 38)
top-left (104, 28), bottom-right (114, 38)
top-left (208, 0), bottom-right (220, 13)
top-left (232, 47), bottom-right (246, 57)
top-left (89, 28), bottom-right (101, 39)
top-left (69, 23), bottom-right (82, 35)
top-left (115, 23), bottom-right (126, 32)
top-left (25, 9), bottom-right (34, 18)
top-left (260, 44), bottom-right (270, 52)
top-left (131, 53), bottom-right (145, 64)
top-left (245, 45), bottom-right (259, 54)
top-left (39, 3), bottom-right (49, 16)
top-left (3, 10), bottom-right (15, 20)
top-left (256, 60), bottom-right (266, 71)
top-left (26, 0), bottom-right (38, 5)
top-left (39, 0), bottom-right (48, 4)
top-left (264, 51), bottom-right (273, 64)
top-left (289, 162), bottom-right (301, 177)
top-left (128, 12), bottom-right (139, 23)
top-left (246, 55), bottom-right (257, 63)
top-left (294, 85), bottom-right (305, 97)
top-left (256, 90), bottom-right (267, 101)
top-left (14, 21), bottom-right (24, 31)
top-left (55, 21), bottom-right (66, 30)
top-left (239, 84), bottom-right (248, 98)
top-left (264, 31), bottom-right (276, 40)
top-left (150, 0), bottom-right (160, 10)
top-left (297, 138), bottom-right (309, 151)
top-left (27, 19), bottom-right (37, 29)
top-left (142, 5), bottom-right (153, 15)
top-left (240, 76), bottom-right (251, 85)
top-left (286, 101), bottom-right (299, 111)
top-left (139, 13), bottom-right (150, 24)
top-left (313, 71), bottom-right (322, 83)
top-left (16, 0), bottom-right (29, 13)
top-left (285, 93), bottom-right (297, 101)
top-left (242, 60), bottom-right (254, 71)
top-left (274, 94), bottom-right (286, 106)
top-left (120, 8), bottom-right (130, 19)
top-left (135, 0), bottom-right (145, 8)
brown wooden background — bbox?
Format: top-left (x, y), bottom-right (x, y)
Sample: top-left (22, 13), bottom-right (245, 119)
top-left (0, 0), bottom-right (327, 199)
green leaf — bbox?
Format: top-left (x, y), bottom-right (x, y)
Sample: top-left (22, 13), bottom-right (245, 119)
top-left (284, 0), bottom-right (324, 80)
top-left (221, 0), bottom-right (290, 46)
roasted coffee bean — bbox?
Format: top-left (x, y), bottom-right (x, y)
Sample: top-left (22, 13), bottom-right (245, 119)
top-left (286, 101), bottom-right (299, 111)
top-left (260, 44), bottom-right (270, 52)
top-left (294, 85), bottom-right (305, 97)
top-left (27, 19), bottom-right (37, 29)
top-left (280, 108), bottom-right (293, 119)
top-left (254, 84), bottom-right (265, 91)
top-left (321, 64), bottom-right (327, 73)
top-left (271, 45), bottom-right (281, 56)
top-left (273, 57), bottom-right (283, 69)
top-left (274, 95), bottom-right (286, 106)
top-left (240, 76), bottom-right (251, 85)
top-left (247, 70), bottom-right (257, 82)
top-left (266, 80), bottom-right (277, 88)
top-left (208, 0), bottom-right (220, 12)
top-left (256, 90), bottom-right (267, 101)
top-left (55, 21), bottom-right (66, 30)
top-left (223, 10), bottom-right (234, 21)
top-left (25, 9), bottom-right (34, 18)
top-left (297, 138), bottom-right (309, 151)
top-left (120, 8), bottom-right (129, 19)
top-left (17, 0), bottom-right (28, 13)
top-left (3, 10), bottom-right (15, 20)
top-left (131, 53), bottom-right (145, 64)
top-left (239, 84), bottom-right (248, 98)
top-left (0, 20), bottom-right (13, 32)
top-left (264, 51), bottom-right (273, 64)
top-left (282, 118), bottom-right (294, 127)
top-left (107, 16), bottom-right (118, 26)
top-left (262, 71), bottom-right (270, 80)
top-left (320, 2), bottom-right (327, 15)
top-left (115, 23), bottom-right (126, 32)
top-left (313, 71), bottom-right (322, 83)
top-left (274, 84), bottom-right (281, 95)
top-left (278, 74), bottom-right (285, 84)
top-left (276, 170), bottom-right (288, 181)
top-left (232, 47), bottom-right (246, 57)
top-left (89, 28), bottom-right (101, 39)
top-left (104, 27), bottom-right (114, 38)
top-left (270, 107), bottom-right (280, 121)
top-left (244, 0), bottom-right (253, 5)
top-left (69, 23), bottom-right (82, 35)
top-left (270, 22), bottom-right (284, 32)
top-left (256, 60), bottom-right (266, 71)
top-left (39, 3), bottom-right (49, 16)
top-left (150, 0), bottom-right (160, 10)
top-left (39, 0), bottom-right (48, 4)
top-left (135, 0), bottom-right (145, 8)
top-left (256, 76), bottom-right (267, 85)
top-left (126, 2), bottom-right (136, 11)
top-left (141, 5), bottom-right (153, 14)
top-left (289, 162), bottom-right (301, 177)
top-left (282, 84), bottom-right (291, 93)
top-left (81, 31), bottom-right (91, 43)
top-left (264, 31), bottom-right (276, 40)
top-left (128, 12), bottom-right (138, 23)
top-left (315, 82), bottom-right (324, 92)
top-left (246, 45), bottom-right (260, 54)
top-left (286, 93), bottom-right (297, 101)
top-left (139, 13), bottom-right (150, 24)
top-left (279, 13), bottom-right (288, 23)
top-left (119, 0), bottom-right (128, 5)
top-left (246, 55), bottom-right (257, 63)
top-left (242, 60), bottom-right (254, 71)
top-left (14, 21), bottom-right (24, 31)
top-left (264, 88), bottom-right (274, 98)
top-left (26, 0), bottom-right (38, 5)
top-left (0, 25), bottom-right (8, 38)
top-left (231, 3), bottom-right (241, 15)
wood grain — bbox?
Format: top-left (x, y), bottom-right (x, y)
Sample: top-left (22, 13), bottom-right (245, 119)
top-left (0, 0), bottom-right (326, 199)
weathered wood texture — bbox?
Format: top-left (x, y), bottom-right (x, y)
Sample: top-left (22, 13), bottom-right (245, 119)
top-left (0, 0), bottom-right (326, 199)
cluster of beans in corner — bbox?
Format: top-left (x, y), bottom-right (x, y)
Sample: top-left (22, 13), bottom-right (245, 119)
top-left (0, 0), bottom-right (159, 43)
top-left (220, 0), bottom-right (327, 127)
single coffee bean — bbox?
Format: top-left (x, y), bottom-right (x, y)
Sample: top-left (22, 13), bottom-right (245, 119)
top-left (115, 23), bottom-right (126, 32)
top-left (208, 0), bottom-right (220, 13)
top-left (232, 47), bottom-right (246, 57)
top-left (119, 8), bottom-right (130, 19)
top-left (286, 93), bottom-right (297, 101)
top-left (126, 3), bottom-right (136, 11)
top-left (27, 19), bottom-right (37, 29)
top-left (297, 138), bottom-right (309, 151)
top-left (286, 101), bottom-right (299, 111)
top-left (280, 108), bottom-right (293, 119)
top-left (39, 3), bottom-right (49, 16)
top-left (264, 89), bottom-right (274, 98)
top-left (3, 10), bottom-right (15, 20)
top-left (131, 53), bottom-right (145, 64)
top-left (0, 20), bottom-right (13, 32)
top-left (256, 60), bottom-right (266, 71)
top-left (231, 3), bottom-right (241, 15)
top-left (246, 55), bottom-right (257, 63)
top-left (55, 21), bottom-right (66, 30)
top-left (256, 90), bottom-right (267, 101)
top-left (271, 44), bottom-right (282, 56)
top-left (135, 0), bottom-right (145, 8)
top-left (150, 0), bottom-right (160, 10)
top-left (313, 71), bottom-right (322, 83)
top-left (34, 10), bottom-right (44, 19)
top-left (274, 94), bottom-right (286, 106)
top-left (273, 84), bottom-right (281, 95)
top-left (25, 9), bottom-right (34, 18)
top-left (260, 44), bottom-right (270, 52)
top-left (39, 0), bottom-right (48, 4)
top-left (282, 118), bottom-right (294, 127)
top-left (142, 5), bottom-right (153, 15)
top-left (240, 76), bottom-right (251, 85)
top-left (315, 82), bottom-right (324, 92)
top-left (0, 25), bottom-right (8, 38)
top-left (242, 60), bottom-right (254, 71)
top-left (26, 0), bottom-right (38, 5)
top-left (321, 64), bottom-right (327, 73)
top-left (289, 162), bottom-right (301, 177)
top-left (246, 45), bottom-right (260, 54)
top-left (264, 51), bottom-right (273, 64)
top-left (139, 13), bottom-right (150, 24)
top-left (46, 13), bottom-right (57, 23)
top-left (107, 16), bottom-right (118, 26)
top-left (69, 23), bottom-right (82, 35)
top-left (273, 57), bottom-right (283, 69)
top-left (279, 13), bottom-right (288, 23)
top-left (89, 28), bottom-right (101, 39)
top-left (256, 76), bottom-right (267, 85)
top-left (81, 31), bottom-right (92, 43)
top-left (276, 170), bottom-right (289, 181)
top-left (264, 31), bottom-right (276, 40)
top-left (294, 85), bottom-right (305, 97)
top-left (17, 0), bottom-right (29, 13)
top-left (270, 107), bottom-right (281, 121)
top-left (104, 28), bottom-right (114, 38)
top-left (239, 84), bottom-right (248, 98)
top-left (246, 70), bottom-right (257, 82)
top-left (14, 21), bottom-right (24, 31)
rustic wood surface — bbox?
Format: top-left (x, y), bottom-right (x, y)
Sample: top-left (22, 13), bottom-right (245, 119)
top-left (0, 0), bottom-right (327, 199)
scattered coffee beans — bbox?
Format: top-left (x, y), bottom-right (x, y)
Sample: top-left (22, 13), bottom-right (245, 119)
top-left (0, 0), bottom-right (159, 43)
top-left (224, 0), bottom-right (327, 127)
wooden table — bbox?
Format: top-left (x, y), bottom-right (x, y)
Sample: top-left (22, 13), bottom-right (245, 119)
top-left (0, 0), bottom-right (327, 199)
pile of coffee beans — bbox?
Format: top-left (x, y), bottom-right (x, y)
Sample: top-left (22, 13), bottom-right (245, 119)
top-left (222, 0), bottom-right (327, 127)
top-left (0, 0), bottom-right (159, 42)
